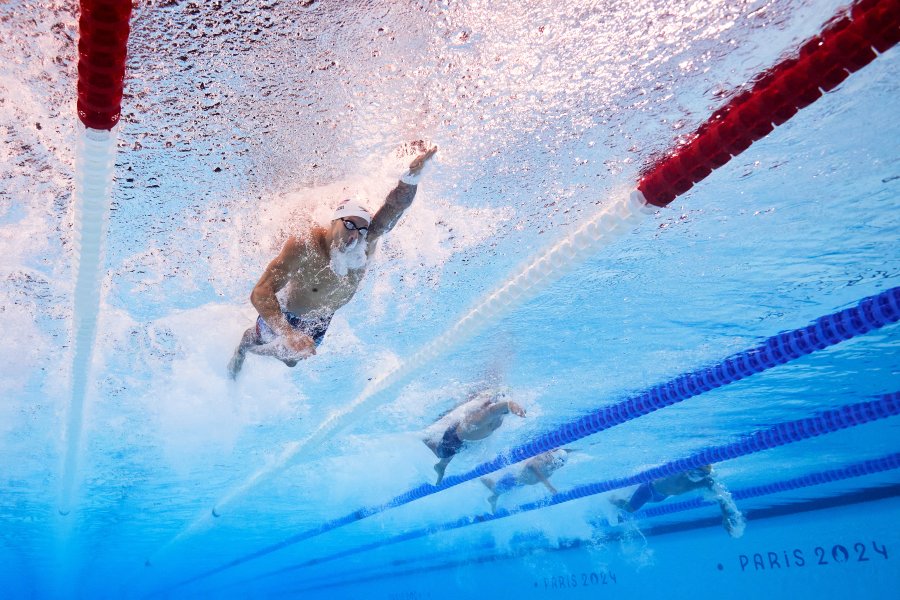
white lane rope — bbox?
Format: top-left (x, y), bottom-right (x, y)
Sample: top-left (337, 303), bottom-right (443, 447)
top-left (59, 124), bottom-right (118, 515)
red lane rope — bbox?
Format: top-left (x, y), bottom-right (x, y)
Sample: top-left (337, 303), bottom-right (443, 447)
top-left (77, 0), bottom-right (132, 130)
top-left (638, 0), bottom-right (900, 207)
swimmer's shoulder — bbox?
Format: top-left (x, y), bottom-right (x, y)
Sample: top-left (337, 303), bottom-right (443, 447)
top-left (282, 229), bottom-right (327, 262)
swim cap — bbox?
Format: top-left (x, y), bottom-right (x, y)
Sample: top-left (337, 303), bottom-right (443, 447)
top-left (549, 449), bottom-right (568, 469)
top-left (332, 199), bottom-right (372, 224)
top-left (686, 466), bottom-right (711, 482)
top-left (480, 385), bottom-right (511, 402)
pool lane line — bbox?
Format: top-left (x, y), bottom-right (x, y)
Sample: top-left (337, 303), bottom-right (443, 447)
top-left (153, 288), bottom-right (900, 594)
top-left (61, 0), bottom-right (133, 517)
top-left (638, 0), bottom-right (900, 207)
top-left (233, 434), bottom-right (900, 589)
top-left (62, 126), bottom-right (118, 515)
top-left (282, 482), bottom-right (900, 597)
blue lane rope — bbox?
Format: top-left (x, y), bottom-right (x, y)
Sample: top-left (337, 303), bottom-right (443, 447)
top-left (241, 414), bottom-right (900, 581)
top-left (162, 288), bottom-right (899, 591)
top-left (403, 287), bottom-right (900, 492)
top-left (203, 391), bottom-right (900, 596)
top-left (286, 481), bottom-right (900, 598)
top-left (258, 451), bottom-right (900, 594)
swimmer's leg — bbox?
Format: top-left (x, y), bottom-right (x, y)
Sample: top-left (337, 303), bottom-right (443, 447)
top-left (434, 457), bottom-right (451, 485)
top-left (479, 478), bottom-right (500, 512)
top-left (228, 326), bottom-right (260, 379)
top-left (423, 437), bottom-right (440, 456)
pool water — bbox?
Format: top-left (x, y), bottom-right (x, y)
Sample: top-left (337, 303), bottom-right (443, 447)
top-left (0, 0), bottom-right (897, 598)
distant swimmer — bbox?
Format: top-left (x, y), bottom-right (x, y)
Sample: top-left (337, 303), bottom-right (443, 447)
top-left (613, 465), bottom-right (746, 538)
top-left (423, 388), bottom-right (526, 485)
top-left (228, 144), bottom-right (438, 379)
top-left (480, 448), bottom-right (570, 513)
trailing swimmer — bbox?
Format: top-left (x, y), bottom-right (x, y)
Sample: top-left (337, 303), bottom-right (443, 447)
top-left (612, 465), bottom-right (746, 538)
top-left (228, 145), bottom-right (437, 378)
top-left (423, 387), bottom-right (526, 485)
top-left (480, 448), bottom-right (570, 512)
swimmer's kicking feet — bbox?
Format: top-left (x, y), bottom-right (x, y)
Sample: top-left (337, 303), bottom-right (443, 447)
top-left (228, 145), bottom-right (437, 379)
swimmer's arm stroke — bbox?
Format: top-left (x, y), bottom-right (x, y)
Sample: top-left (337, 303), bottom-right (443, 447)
top-left (528, 463), bottom-right (558, 495)
top-left (469, 400), bottom-right (525, 422)
top-left (703, 477), bottom-right (739, 520)
top-left (487, 400), bottom-right (526, 418)
top-left (250, 236), bottom-right (310, 344)
top-left (367, 146), bottom-right (438, 248)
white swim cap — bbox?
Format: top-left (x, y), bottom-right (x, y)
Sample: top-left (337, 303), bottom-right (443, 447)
top-left (686, 466), bottom-right (712, 482)
top-left (332, 199), bottom-right (372, 224)
top-left (479, 385), bottom-right (511, 401)
top-left (550, 449), bottom-right (569, 469)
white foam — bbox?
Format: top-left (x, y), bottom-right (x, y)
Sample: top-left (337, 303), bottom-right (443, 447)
top-left (309, 432), bottom-right (431, 508)
top-left (134, 304), bottom-right (308, 471)
top-left (0, 300), bottom-right (48, 437)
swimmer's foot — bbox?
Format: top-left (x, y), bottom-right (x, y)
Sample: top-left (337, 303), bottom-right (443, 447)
top-left (227, 349), bottom-right (245, 380)
top-left (434, 462), bottom-right (447, 486)
top-left (611, 497), bottom-right (631, 511)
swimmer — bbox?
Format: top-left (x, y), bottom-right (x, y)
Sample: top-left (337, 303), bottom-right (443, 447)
top-left (228, 144), bottom-right (438, 378)
top-left (480, 448), bottom-right (570, 513)
top-left (424, 388), bottom-right (526, 485)
top-left (613, 465), bottom-right (745, 538)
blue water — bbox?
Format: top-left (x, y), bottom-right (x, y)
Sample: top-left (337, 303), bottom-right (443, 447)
top-left (0, 0), bottom-right (898, 598)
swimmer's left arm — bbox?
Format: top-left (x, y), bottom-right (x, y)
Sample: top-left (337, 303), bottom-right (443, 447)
top-left (505, 401), bottom-right (526, 417)
top-left (706, 479), bottom-right (745, 538)
top-left (529, 464), bottom-right (558, 495)
top-left (484, 401), bottom-right (526, 418)
top-left (367, 146), bottom-right (438, 245)
top-left (367, 182), bottom-right (417, 245)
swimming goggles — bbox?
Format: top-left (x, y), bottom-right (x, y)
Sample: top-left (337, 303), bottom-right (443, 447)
top-left (340, 218), bottom-right (369, 236)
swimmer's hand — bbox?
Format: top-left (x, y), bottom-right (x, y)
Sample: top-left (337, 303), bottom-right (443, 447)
top-left (506, 401), bottom-right (526, 418)
top-left (723, 511), bottom-right (746, 538)
top-left (279, 330), bottom-right (316, 360)
top-left (408, 145), bottom-right (437, 175)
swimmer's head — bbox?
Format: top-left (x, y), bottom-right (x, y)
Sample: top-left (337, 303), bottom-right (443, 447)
top-left (332, 199), bottom-right (372, 225)
top-left (549, 448), bottom-right (569, 470)
top-left (686, 465), bottom-right (713, 482)
top-left (329, 199), bottom-right (371, 258)
top-left (489, 385), bottom-right (512, 401)
top-left (470, 385), bottom-right (512, 406)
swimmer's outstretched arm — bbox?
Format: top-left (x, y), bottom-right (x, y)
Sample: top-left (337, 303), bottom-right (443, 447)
top-left (466, 400), bottom-right (525, 425)
top-left (488, 401), bottom-right (526, 418)
top-left (367, 146), bottom-right (438, 245)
